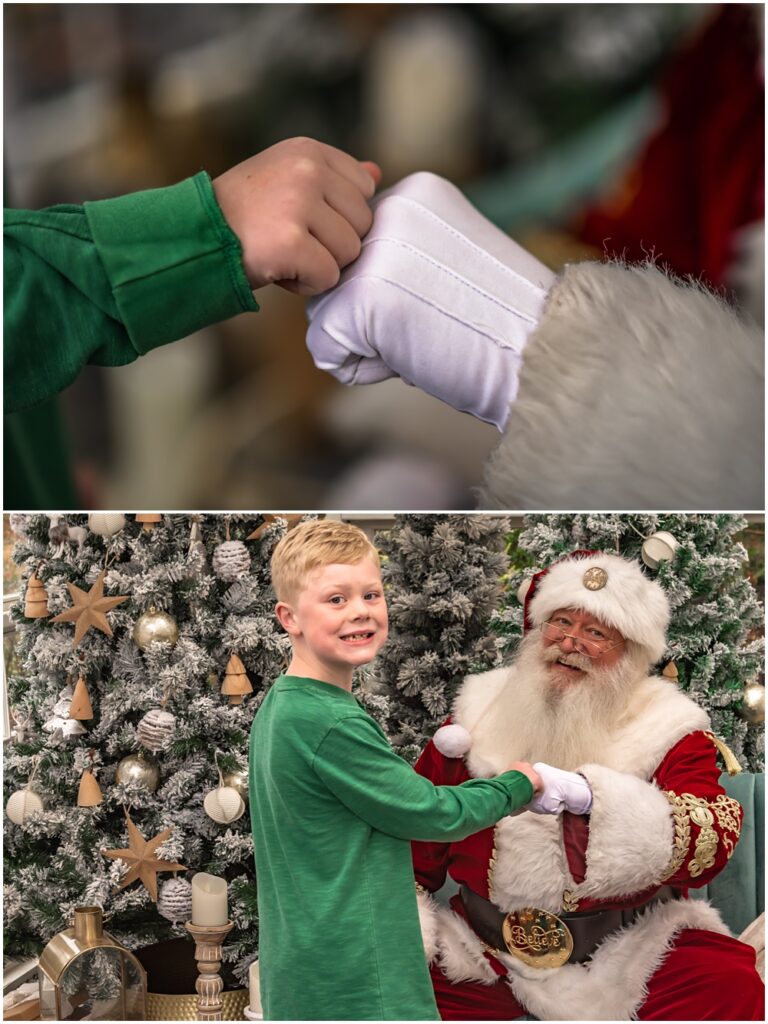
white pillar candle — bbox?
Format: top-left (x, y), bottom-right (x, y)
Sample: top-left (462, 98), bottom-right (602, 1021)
top-left (249, 960), bottom-right (263, 1014)
top-left (191, 873), bottom-right (228, 926)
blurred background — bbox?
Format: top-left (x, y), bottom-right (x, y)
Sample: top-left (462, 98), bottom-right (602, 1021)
top-left (5, 3), bottom-right (764, 509)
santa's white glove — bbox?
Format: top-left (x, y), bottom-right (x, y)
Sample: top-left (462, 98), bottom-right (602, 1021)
top-left (527, 762), bottom-right (593, 816)
top-left (305, 172), bottom-right (555, 430)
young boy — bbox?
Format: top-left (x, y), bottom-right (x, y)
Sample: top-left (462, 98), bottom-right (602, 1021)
top-left (248, 519), bottom-right (545, 1021)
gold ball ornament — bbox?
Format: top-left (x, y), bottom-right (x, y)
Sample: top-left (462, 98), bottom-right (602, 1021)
top-left (222, 768), bottom-right (249, 803)
top-left (738, 679), bottom-right (765, 725)
top-left (88, 513), bottom-right (126, 538)
top-left (203, 786), bottom-right (245, 824)
top-left (133, 607), bottom-right (179, 650)
top-left (6, 788), bottom-right (44, 825)
top-left (115, 751), bottom-right (160, 792)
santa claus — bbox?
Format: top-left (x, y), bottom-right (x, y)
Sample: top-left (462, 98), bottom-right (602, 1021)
top-left (410, 550), bottom-right (764, 1020)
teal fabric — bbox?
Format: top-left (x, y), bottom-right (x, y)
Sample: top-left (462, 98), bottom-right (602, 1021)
top-left (690, 771), bottom-right (765, 935)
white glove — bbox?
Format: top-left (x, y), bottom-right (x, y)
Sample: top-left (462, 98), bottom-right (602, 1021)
top-left (527, 762), bottom-right (593, 816)
top-left (305, 171), bottom-right (555, 430)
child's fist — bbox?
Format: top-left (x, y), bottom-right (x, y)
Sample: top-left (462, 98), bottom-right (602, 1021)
top-left (213, 137), bottom-right (381, 295)
top-left (506, 760), bottom-right (543, 794)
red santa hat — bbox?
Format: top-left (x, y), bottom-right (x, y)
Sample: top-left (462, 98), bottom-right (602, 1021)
top-left (524, 550), bottom-right (670, 664)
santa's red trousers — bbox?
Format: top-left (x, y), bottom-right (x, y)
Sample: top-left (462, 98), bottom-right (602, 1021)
top-left (429, 928), bottom-right (764, 1020)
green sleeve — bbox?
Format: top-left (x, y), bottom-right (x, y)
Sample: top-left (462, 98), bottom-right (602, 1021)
top-left (313, 713), bottom-right (533, 842)
top-left (4, 172), bottom-right (258, 413)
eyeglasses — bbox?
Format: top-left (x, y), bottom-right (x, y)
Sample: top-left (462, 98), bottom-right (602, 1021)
top-left (541, 621), bottom-right (625, 659)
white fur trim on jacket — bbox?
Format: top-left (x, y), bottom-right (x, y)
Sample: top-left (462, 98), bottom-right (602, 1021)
top-left (500, 898), bottom-right (730, 1020)
top-left (415, 888), bottom-right (441, 962)
top-left (571, 765), bottom-right (674, 900)
top-left (527, 552), bottom-right (669, 662)
top-left (478, 261), bottom-right (764, 510)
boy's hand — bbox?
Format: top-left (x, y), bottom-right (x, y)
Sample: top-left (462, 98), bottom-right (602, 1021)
top-left (213, 137), bottom-right (381, 295)
top-left (506, 760), bottom-right (543, 795)
top-left (527, 762), bottom-right (593, 816)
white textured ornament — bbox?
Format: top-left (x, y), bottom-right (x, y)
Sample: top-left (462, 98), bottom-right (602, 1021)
top-left (88, 513), bottom-right (126, 538)
top-left (157, 877), bottom-right (193, 923)
top-left (433, 723), bottom-right (472, 758)
top-left (6, 788), bottom-right (44, 825)
top-left (212, 540), bottom-right (251, 582)
top-left (204, 786), bottom-right (245, 824)
top-left (641, 530), bottom-right (680, 569)
top-left (137, 709), bottom-right (177, 751)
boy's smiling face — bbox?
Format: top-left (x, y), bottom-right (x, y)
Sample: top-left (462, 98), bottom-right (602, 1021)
top-left (276, 556), bottom-right (388, 688)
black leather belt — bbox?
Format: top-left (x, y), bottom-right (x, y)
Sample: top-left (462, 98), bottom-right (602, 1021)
top-left (460, 885), bottom-right (676, 966)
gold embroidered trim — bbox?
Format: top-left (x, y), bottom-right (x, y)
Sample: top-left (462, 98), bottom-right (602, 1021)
top-left (415, 882), bottom-right (427, 895)
top-left (711, 793), bottom-right (742, 859)
top-left (664, 791), bottom-right (691, 879)
top-left (562, 889), bottom-right (580, 913)
top-left (664, 791), bottom-right (722, 878)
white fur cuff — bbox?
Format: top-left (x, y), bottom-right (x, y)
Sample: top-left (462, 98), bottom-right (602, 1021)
top-left (572, 764), bottom-right (674, 900)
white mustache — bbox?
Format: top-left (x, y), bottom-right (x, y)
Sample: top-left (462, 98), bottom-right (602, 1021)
top-left (540, 646), bottom-right (593, 673)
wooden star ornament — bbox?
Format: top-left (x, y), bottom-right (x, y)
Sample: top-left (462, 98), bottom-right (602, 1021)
top-left (103, 811), bottom-right (187, 902)
top-left (50, 571), bottom-right (129, 647)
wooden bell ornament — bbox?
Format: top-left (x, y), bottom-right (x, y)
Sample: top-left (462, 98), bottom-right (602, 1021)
top-left (136, 514), bottom-right (162, 531)
top-left (69, 676), bottom-right (94, 720)
top-left (77, 765), bottom-right (103, 807)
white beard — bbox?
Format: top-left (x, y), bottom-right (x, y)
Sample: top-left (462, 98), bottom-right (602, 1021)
top-left (507, 632), bottom-right (650, 770)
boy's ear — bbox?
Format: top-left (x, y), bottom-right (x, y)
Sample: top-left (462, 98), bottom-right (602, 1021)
top-left (275, 601), bottom-right (300, 635)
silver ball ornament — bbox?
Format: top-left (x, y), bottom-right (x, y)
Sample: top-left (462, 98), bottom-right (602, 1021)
top-left (212, 540), bottom-right (251, 582)
top-left (115, 752), bottom-right (160, 792)
top-left (133, 608), bottom-right (179, 651)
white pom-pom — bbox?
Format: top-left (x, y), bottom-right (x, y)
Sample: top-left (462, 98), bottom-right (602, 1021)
top-left (433, 724), bottom-right (472, 758)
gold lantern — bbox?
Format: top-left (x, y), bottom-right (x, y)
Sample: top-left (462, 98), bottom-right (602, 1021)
top-left (38, 906), bottom-right (147, 1020)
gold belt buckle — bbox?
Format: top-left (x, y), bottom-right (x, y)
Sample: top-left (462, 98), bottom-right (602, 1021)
top-left (501, 908), bottom-right (573, 968)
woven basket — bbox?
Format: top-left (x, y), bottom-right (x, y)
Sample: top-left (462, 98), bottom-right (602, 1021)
top-left (147, 987), bottom-right (249, 1020)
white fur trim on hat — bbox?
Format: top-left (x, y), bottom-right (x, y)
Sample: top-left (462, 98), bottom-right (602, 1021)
top-left (528, 553), bottom-right (669, 663)
top-left (433, 724), bottom-right (473, 758)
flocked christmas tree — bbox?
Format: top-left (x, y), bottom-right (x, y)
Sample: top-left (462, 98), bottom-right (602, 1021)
top-left (492, 514), bottom-right (765, 772)
top-left (3, 513), bottom-right (305, 987)
top-left (366, 514), bottom-right (510, 762)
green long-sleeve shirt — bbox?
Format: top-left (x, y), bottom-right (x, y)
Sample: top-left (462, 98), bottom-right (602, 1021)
top-left (249, 675), bottom-right (533, 1021)
top-left (4, 171), bottom-right (258, 506)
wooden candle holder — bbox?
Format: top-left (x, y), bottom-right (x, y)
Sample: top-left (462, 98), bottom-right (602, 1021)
top-left (185, 921), bottom-right (235, 1021)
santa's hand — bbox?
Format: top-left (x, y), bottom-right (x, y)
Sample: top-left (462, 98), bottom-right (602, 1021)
top-left (305, 172), bottom-right (555, 430)
top-left (527, 762), bottom-right (593, 816)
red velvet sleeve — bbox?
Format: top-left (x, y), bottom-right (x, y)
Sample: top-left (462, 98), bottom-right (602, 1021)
top-left (411, 718), bottom-right (472, 892)
top-left (562, 730), bottom-right (743, 890)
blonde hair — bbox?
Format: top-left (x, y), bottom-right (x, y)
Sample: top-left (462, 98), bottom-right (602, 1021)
top-left (271, 520), bottom-right (380, 602)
